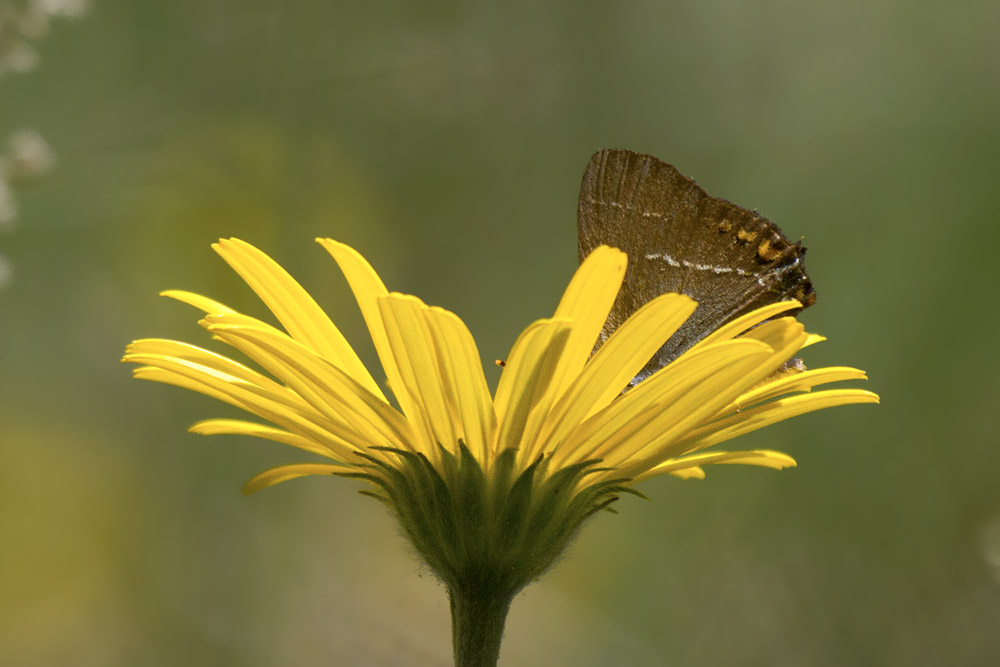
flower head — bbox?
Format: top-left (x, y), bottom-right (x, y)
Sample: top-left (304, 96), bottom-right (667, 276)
top-left (123, 238), bottom-right (877, 657)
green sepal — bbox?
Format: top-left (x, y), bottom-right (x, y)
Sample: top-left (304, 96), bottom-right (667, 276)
top-left (356, 442), bottom-right (632, 598)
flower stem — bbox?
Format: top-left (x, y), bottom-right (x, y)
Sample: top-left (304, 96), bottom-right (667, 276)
top-left (449, 583), bottom-right (514, 667)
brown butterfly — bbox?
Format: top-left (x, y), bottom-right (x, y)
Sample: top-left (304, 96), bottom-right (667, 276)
top-left (578, 149), bottom-right (815, 383)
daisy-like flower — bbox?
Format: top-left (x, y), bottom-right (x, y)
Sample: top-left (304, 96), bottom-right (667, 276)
top-left (123, 238), bottom-right (878, 667)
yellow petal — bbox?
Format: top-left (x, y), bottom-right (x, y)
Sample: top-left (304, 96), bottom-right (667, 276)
top-left (726, 366), bottom-right (869, 413)
top-left (536, 293), bottom-right (697, 454)
top-left (668, 466), bottom-right (706, 480)
top-left (737, 317), bottom-right (808, 360)
top-left (131, 365), bottom-right (241, 408)
top-left (712, 317), bottom-right (814, 400)
top-left (599, 344), bottom-right (780, 477)
top-left (189, 418), bottom-right (340, 460)
top-left (316, 239), bottom-right (422, 434)
top-left (548, 245), bottom-right (627, 401)
top-left (690, 300), bottom-right (802, 350)
top-left (125, 338), bottom-right (286, 392)
top-left (802, 333), bottom-right (826, 348)
top-left (674, 388), bottom-right (881, 456)
top-left (376, 293), bottom-right (463, 459)
top-left (492, 318), bottom-right (572, 465)
top-left (213, 238), bottom-right (385, 400)
top-left (161, 290), bottom-right (237, 315)
top-left (205, 316), bottom-right (416, 453)
top-left (556, 338), bottom-right (772, 472)
top-left (125, 338), bottom-right (345, 424)
top-left (242, 463), bottom-right (356, 495)
top-left (637, 449), bottom-right (797, 482)
top-left (512, 247), bottom-right (627, 463)
top-left (423, 305), bottom-right (496, 461)
top-left (127, 360), bottom-right (361, 460)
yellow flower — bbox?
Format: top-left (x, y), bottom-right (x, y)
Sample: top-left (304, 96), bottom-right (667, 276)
top-left (123, 237), bottom-right (877, 666)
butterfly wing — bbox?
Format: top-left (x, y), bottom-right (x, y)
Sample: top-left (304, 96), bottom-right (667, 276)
top-left (577, 149), bottom-right (815, 380)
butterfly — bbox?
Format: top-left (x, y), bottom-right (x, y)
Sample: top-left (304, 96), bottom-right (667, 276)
top-left (577, 149), bottom-right (815, 384)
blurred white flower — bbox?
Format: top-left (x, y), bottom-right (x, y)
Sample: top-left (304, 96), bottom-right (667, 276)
top-left (31, 0), bottom-right (88, 19)
top-left (979, 513), bottom-right (1000, 588)
top-left (0, 253), bottom-right (11, 288)
top-left (4, 129), bottom-right (55, 180)
top-left (0, 175), bottom-right (14, 226)
top-left (0, 0), bottom-right (87, 76)
top-left (0, 129), bottom-right (55, 229)
top-left (0, 38), bottom-right (39, 76)
top-left (0, 0), bottom-right (83, 289)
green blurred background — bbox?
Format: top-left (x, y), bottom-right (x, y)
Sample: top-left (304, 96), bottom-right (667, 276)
top-left (2, 1), bottom-right (998, 665)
